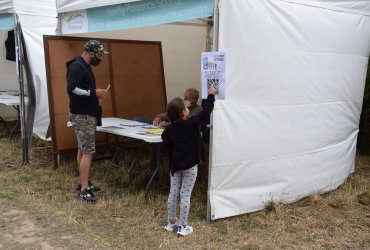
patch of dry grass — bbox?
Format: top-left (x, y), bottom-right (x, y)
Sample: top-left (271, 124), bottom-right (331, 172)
top-left (0, 124), bottom-right (369, 249)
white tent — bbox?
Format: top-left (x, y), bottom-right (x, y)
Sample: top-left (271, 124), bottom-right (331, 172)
top-left (6, 0), bottom-right (370, 219)
top-left (210, 0), bottom-right (370, 219)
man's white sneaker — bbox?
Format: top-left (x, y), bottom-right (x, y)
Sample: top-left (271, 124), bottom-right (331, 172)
top-left (177, 225), bottom-right (193, 236)
top-left (164, 221), bottom-right (178, 232)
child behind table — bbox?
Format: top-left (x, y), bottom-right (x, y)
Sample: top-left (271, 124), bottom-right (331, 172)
top-left (161, 85), bottom-right (217, 236)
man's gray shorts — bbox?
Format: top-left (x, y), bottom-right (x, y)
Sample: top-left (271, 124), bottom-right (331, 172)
top-left (69, 113), bottom-right (97, 154)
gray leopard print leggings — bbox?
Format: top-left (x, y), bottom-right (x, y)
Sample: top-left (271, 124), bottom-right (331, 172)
top-left (167, 165), bottom-right (198, 226)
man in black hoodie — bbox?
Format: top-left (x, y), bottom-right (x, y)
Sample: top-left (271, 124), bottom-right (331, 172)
top-left (66, 40), bottom-right (109, 203)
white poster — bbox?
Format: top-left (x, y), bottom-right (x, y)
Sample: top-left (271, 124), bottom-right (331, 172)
top-left (201, 52), bottom-right (226, 100)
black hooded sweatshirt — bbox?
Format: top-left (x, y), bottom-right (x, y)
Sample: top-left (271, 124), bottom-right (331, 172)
top-left (66, 56), bottom-right (99, 117)
top-left (161, 94), bottom-right (215, 175)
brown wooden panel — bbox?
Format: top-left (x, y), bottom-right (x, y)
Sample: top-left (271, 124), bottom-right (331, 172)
top-left (111, 42), bottom-right (166, 119)
top-left (114, 76), bottom-right (166, 119)
top-left (51, 77), bottom-right (70, 115)
top-left (111, 43), bottom-right (163, 77)
top-left (44, 36), bottom-right (166, 166)
top-left (54, 113), bottom-right (76, 150)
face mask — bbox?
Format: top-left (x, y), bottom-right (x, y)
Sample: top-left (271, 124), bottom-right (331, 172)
top-left (90, 54), bottom-right (101, 66)
top-left (184, 100), bottom-right (191, 108)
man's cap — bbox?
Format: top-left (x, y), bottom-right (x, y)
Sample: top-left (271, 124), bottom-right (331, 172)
top-left (84, 40), bottom-right (110, 55)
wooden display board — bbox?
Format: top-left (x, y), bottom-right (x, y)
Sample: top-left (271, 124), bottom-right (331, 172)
top-left (44, 36), bottom-right (167, 166)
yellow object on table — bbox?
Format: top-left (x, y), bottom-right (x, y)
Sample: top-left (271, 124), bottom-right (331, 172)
top-left (145, 128), bottom-right (164, 135)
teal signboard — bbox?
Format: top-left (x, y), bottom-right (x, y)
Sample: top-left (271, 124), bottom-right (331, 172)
top-left (86, 0), bottom-right (214, 32)
top-left (0, 14), bottom-right (13, 30)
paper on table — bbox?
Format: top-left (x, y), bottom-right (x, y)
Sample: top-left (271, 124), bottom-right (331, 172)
top-left (0, 90), bottom-right (19, 96)
top-left (120, 123), bottom-right (146, 127)
top-left (101, 126), bottom-right (125, 130)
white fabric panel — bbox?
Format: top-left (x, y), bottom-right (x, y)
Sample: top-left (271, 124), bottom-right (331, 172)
top-left (210, 129), bottom-right (357, 217)
top-left (0, 0), bottom-right (13, 13)
top-left (210, 0), bottom-right (370, 219)
top-left (211, 100), bottom-right (361, 165)
top-left (223, 48), bottom-right (368, 107)
top-left (18, 14), bottom-right (58, 139)
top-left (56, 0), bottom-right (140, 13)
top-left (13, 0), bottom-right (57, 16)
top-left (219, 0), bottom-right (370, 58)
top-left (280, 0), bottom-right (370, 16)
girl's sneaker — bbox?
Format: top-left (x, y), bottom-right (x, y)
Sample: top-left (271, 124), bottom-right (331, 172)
top-left (164, 221), bottom-right (178, 232)
top-left (177, 225), bottom-right (193, 236)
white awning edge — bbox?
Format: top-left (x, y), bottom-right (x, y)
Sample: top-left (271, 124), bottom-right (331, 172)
top-left (56, 0), bottom-right (141, 13)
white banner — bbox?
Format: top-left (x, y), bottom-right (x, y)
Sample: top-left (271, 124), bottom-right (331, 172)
top-left (60, 10), bottom-right (88, 34)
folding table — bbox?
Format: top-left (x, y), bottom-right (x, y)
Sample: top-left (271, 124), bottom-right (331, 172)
top-left (0, 94), bottom-right (20, 140)
top-left (97, 117), bottom-right (163, 201)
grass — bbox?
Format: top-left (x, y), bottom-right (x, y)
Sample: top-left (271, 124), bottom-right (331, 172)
top-left (0, 123), bottom-right (369, 249)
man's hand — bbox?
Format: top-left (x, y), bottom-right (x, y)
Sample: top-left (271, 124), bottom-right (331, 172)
top-left (159, 121), bottom-right (170, 126)
top-left (153, 117), bottom-right (170, 126)
top-left (153, 117), bottom-right (162, 125)
top-left (95, 88), bottom-right (108, 99)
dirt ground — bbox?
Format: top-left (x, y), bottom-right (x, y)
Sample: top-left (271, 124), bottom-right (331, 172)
top-left (0, 198), bottom-right (97, 250)
top-left (0, 199), bottom-right (60, 249)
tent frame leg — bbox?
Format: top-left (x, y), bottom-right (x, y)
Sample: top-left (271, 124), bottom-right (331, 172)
top-left (206, 0), bottom-right (220, 223)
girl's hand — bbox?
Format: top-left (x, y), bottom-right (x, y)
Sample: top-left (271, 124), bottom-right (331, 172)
top-left (208, 84), bottom-right (217, 95)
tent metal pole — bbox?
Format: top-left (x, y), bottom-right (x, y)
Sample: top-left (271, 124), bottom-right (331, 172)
top-left (56, 13), bottom-right (61, 35)
top-left (14, 14), bottom-right (28, 164)
top-left (206, 0), bottom-right (220, 223)
top-left (212, 0), bottom-right (220, 52)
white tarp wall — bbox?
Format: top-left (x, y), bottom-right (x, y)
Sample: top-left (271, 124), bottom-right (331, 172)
top-left (209, 0), bottom-right (370, 219)
top-left (13, 0), bottom-right (57, 138)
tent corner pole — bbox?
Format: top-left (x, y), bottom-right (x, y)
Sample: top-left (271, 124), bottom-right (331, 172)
top-left (206, 0), bottom-right (220, 223)
top-left (14, 14), bottom-right (28, 165)
top-left (211, 0), bottom-right (220, 52)
top-left (56, 13), bottom-right (61, 35)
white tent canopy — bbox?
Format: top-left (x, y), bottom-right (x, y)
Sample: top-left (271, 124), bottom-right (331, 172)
top-left (2, 0), bottom-right (369, 219)
top-left (14, 0), bottom-right (57, 16)
top-left (0, 0), bottom-right (12, 13)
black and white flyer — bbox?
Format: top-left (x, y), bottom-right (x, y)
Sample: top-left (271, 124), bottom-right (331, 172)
top-left (201, 51), bottom-right (226, 100)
